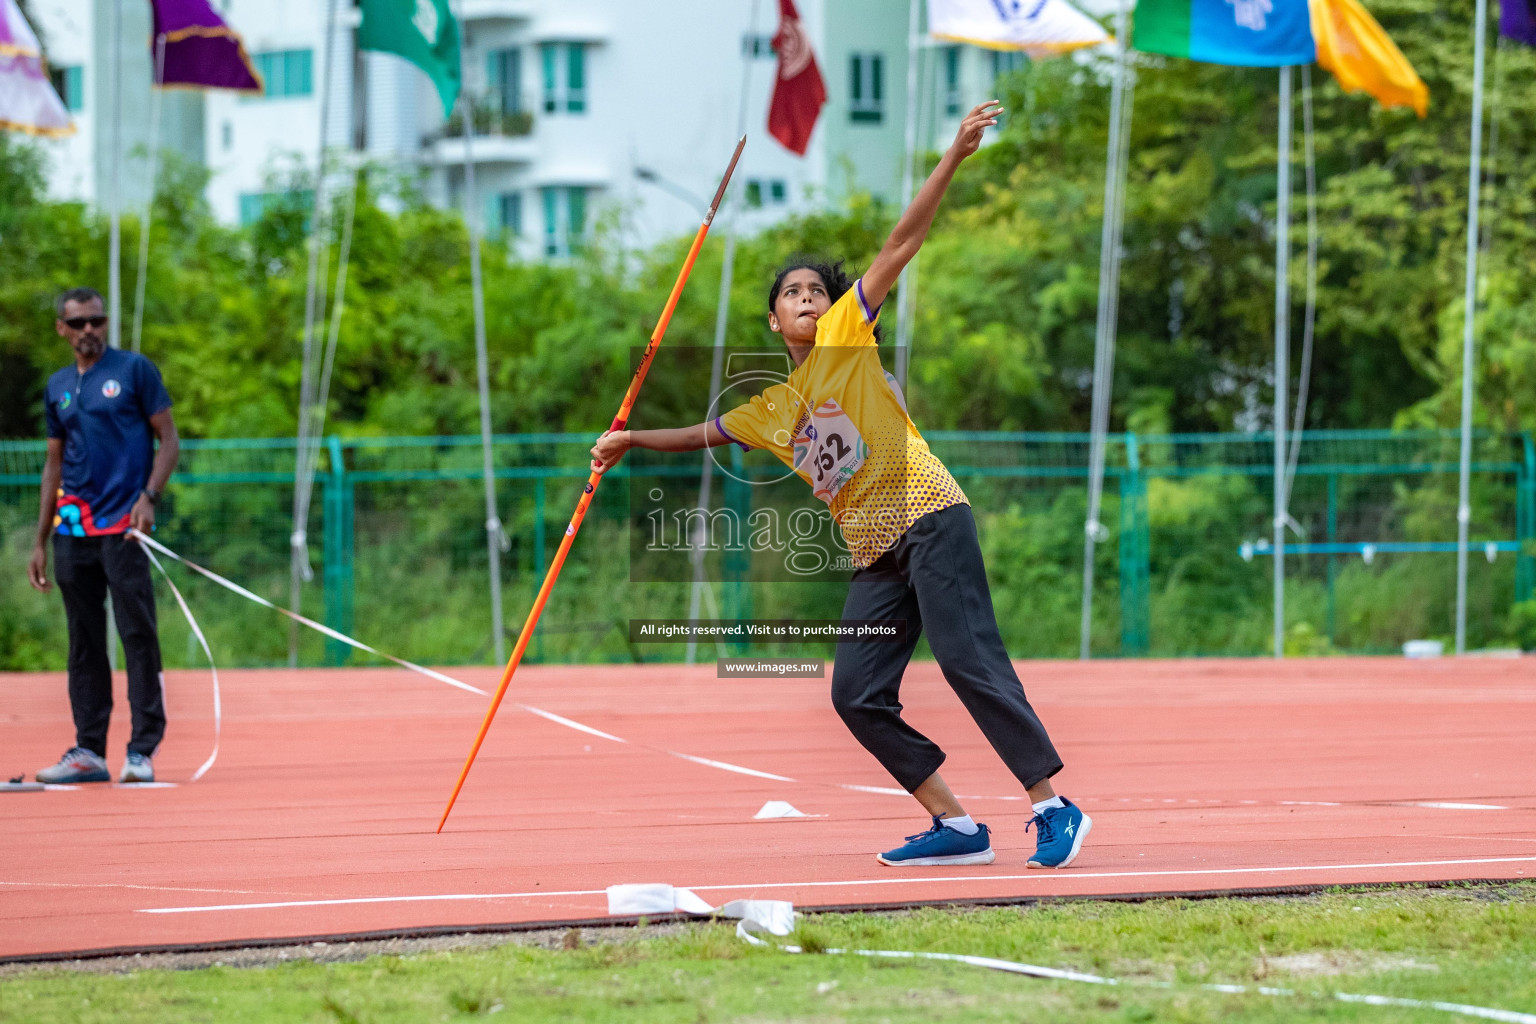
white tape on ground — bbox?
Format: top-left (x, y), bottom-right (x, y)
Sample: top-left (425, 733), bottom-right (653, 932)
top-left (605, 883), bottom-right (796, 934)
top-left (137, 854), bottom-right (1536, 915)
top-left (736, 921), bottom-right (1536, 1024)
top-left (141, 541), bottom-right (220, 781)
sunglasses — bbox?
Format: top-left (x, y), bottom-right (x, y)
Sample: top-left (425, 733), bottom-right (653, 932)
top-left (63, 316), bottom-right (108, 330)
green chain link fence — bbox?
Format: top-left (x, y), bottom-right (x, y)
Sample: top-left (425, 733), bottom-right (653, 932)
top-left (2, 430), bottom-right (1531, 669)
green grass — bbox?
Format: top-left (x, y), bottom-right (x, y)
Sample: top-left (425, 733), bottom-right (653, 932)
top-left (4, 886), bottom-right (1535, 1023)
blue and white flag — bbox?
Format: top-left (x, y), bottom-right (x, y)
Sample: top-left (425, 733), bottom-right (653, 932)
top-left (1135, 0), bottom-right (1316, 67)
top-left (929, 0), bottom-right (1110, 56)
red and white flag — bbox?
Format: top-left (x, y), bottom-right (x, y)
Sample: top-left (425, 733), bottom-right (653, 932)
top-left (767, 0), bottom-right (825, 156)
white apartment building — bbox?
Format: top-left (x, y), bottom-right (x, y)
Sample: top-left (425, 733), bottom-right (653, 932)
top-left (26, 0), bottom-right (1048, 257)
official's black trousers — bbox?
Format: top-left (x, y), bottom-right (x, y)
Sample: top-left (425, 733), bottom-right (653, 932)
top-left (52, 534), bottom-right (166, 758)
top-left (831, 503), bottom-right (1063, 794)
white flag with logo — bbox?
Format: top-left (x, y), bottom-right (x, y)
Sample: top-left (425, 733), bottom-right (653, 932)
top-left (929, 0), bottom-right (1110, 56)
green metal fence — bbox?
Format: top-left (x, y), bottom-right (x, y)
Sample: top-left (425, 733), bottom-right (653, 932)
top-left (2, 430), bottom-right (1531, 667)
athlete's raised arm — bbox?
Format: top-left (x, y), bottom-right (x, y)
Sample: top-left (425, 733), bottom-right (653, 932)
top-left (860, 100), bottom-right (1001, 314)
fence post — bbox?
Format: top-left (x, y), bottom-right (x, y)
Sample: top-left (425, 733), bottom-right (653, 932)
top-left (1519, 432), bottom-right (1535, 604)
top-left (322, 435), bottom-right (354, 666)
top-left (532, 474), bottom-right (545, 663)
top-left (725, 445), bottom-right (753, 655)
top-left (1118, 432), bottom-right (1151, 656)
top-left (1326, 473), bottom-right (1338, 646)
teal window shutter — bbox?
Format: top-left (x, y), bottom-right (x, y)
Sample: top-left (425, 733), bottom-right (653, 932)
top-left (289, 50), bottom-right (313, 96)
top-left (566, 44), bottom-right (585, 113)
top-left (568, 187), bottom-right (586, 246)
top-left (944, 46), bottom-right (960, 115)
top-left (238, 193), bottom-right (266, 225)
top-left (542, 186), bottom-right (558, 255)
top-left (541, 43), bottom-right (557, 112)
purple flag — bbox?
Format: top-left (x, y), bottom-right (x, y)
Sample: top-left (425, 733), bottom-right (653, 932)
top-left (0, 0), bottom-right (74, 136)
top-left (1502, 0), bottom-right (1536, 46)
top-left (150, 0), bottom-right (263, 92)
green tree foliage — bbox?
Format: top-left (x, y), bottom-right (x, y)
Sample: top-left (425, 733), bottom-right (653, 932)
top-left (6, 2), bottom-right (1535, 442)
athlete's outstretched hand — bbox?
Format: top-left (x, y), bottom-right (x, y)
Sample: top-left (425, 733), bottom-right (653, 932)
top-left (591, 429), bottom-right (631, 474)
top-left (951, 100), bottom-right (1002, 161)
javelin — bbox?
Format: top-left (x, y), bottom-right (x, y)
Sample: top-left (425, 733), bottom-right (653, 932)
top-left (437, 135), bottom-right (747, 832)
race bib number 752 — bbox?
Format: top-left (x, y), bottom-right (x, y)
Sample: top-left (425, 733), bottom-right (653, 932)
top-left (794, 399), bottom-right (869, 504)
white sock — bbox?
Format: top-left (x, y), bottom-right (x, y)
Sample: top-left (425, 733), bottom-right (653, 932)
top-left (1032, 796), bottom-right (1066, 814)
top-left (940, 814), bottom-right (979, 835)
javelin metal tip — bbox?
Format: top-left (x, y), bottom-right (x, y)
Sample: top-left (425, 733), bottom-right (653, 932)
top-left (705, 136), bottom-right (748, 222)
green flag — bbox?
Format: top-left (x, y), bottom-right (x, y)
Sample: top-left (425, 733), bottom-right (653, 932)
top-left (357, 0), bottom-right (461, 116)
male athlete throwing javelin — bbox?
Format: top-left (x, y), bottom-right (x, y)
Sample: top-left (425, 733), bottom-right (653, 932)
top-left (591, 101), bottom-right (1089, 869)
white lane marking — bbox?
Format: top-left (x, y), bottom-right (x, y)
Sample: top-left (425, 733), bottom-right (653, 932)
top-left (1393, 802), bottom-right (1508, 811)
top-left (137, 855), bottom-right (1536, 915)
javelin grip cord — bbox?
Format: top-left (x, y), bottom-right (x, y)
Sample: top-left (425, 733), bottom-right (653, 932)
top-left (436, 136), bottom-right (748, 832)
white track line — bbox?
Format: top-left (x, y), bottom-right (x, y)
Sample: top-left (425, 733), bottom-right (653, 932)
top-left (137, 854), bottom-right (1536, 914)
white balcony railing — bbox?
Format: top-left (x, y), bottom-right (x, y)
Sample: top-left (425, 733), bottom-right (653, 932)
top-left (423, 133), bottom-right (535, 166)
top-left (458, 0), bottom-right (534, 22)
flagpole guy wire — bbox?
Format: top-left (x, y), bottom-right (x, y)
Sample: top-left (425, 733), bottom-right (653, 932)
top-left (131, 33), bottom-right (166, 355)
top-left (1273, 65), bottom-right (1294, 661)
top-left (289, 0), bottom-right (341, 667)
top-left (452, 2), bottom-right (509, 666)
top-left (1281, 64), bottom-right (1319, 520)
top-left (1456, 0), bottom-right (1491, 656)
top-left (291, 172), bottom-right (360, 554)
top-left (437, 136), bottom-right (747, 833)
top-left (896, 11), bottom-right (941, 392)
top-left (685, 0), bottom-right (760, 666)
top-left (1080, 0), bottom-right (1134, 660)
top-left (893, 0), bottom-right (923, 391)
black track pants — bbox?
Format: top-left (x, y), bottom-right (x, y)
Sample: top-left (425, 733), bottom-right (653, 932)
top-left (52, 533), bottom-right (166, 758)
top-left (831, 503), bottom-right (1063, 793)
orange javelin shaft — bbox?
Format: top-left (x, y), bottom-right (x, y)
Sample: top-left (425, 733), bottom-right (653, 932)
top-left (437, 136), bottom-right (747, 833)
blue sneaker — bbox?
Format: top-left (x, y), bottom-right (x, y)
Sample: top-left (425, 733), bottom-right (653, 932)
top-left (1026, 798), bottom-right (1091, 868)
top-left (36, 747), bottom-right (110, 784)
top-left (877, 817), bottom-right (995, 866)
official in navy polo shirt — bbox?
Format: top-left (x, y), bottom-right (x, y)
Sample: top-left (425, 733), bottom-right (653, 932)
top-left (27, 287), bottom-right (181, 786)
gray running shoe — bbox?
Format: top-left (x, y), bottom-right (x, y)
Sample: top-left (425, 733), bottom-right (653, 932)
top-left (119, 752), bottom-right (155, 784)
top-left (36, 747), bottom-right (110, 784)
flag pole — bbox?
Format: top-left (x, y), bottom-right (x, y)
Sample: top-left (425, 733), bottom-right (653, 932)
top-left (455, 2), bottom-right (507, 666)
top-left (893, 0), bottom-right (923, 390)
top-left (685, 0), bottom-right (760, 666)
top-left (290, 0), bottom-right (340, 667)
top-left (108, 0), bottom-right (122, 349)
top-left (1456, 0), bottom-right (1490, 656)
top-left (1273, 65), bottom-right (1293, 661)
top-left (1079, 0), bottom-right (1132, 659)
top-left (131, 33), bottom-right (166, 355)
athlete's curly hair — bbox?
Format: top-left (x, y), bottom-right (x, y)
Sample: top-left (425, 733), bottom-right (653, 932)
top-left (767, 257), bottom-right (884, 342)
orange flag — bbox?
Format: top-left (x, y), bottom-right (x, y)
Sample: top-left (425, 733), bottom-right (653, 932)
top-left (1310, 0), bottom-right (1428, 117)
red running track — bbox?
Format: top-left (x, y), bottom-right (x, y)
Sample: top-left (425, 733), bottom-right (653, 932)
top-left (2, 657), bottom-right (1534, 960)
